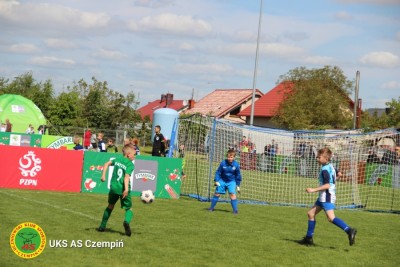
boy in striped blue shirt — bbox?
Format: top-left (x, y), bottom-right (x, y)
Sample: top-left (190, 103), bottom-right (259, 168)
top-left (298, 147), bottom-right (357, 246)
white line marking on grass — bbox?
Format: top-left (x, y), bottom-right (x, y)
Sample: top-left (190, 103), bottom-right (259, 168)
top-left (0, 190), bottom-right (100, 223)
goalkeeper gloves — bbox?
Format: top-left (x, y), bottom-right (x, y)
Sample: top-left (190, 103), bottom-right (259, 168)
top-left (236, 186), bottom-right (241, 194)
top-left (214, 182), bottom-right (220, 187)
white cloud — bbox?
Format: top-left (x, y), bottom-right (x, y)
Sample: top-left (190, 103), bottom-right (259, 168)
top-left (28, 56), bottom-right (75, 67)
top-left (134, 0), bottom-right (174, 8)
top-left (360, 51), bottom-right (399, 68)
top-left (129, 13), bottom-right (213, 37)
top-left (178, 42), bottom-right (194, 51)
top-left (334, 11), bottom-right (353, 20)
top-left (336, 0), bottom-right (400, 4)
top-left (136, 61), bottom-right (159, 70)
top-left (8, 43), bottom-right (39, 53)
top-left (44, 38), bottom-right (77, 49)
top-left (0, 1), bottom-right (112, 35)
top-left (381, 81), bottom-right (400, 89)
top-left (213, 42), bottom-right (305, 58)
top-left (174, 63), bottom-right (232, 74)
top-left (92, 48), bottom-right (126, 60)
top-left (301, 56), bottom-right (336, 65)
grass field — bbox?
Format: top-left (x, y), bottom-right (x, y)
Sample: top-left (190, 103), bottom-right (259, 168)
top-left (1, 188), bottom-right (399, 267)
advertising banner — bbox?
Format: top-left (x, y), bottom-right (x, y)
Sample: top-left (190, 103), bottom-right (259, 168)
top-left (41, 135), bottom-right (75, 150)
top-left (0, 132), bottom-right (42, 147)
top-left (0, 145), bottom-right (84, 192)
top-left (81, 153), bottom-right (183, 199)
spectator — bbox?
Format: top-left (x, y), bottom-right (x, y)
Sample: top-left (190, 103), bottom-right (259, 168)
top-left (106, 137), bottom-right (118, 153)
top-left (124, 137), bottom-right (131, 146)
top-left (38, 125), bottom-right (44, 134)
top-left (239, 136), bottom-right (248, 153)
top-left (97, 132), bottom-right (106, 152)
top-left (164, 139), bottom-right (170, 157)
top-left (152, 125), bottom-right (165, 156)
top-left (381, 147), bottom-right (397, 165)
top-left (296, 141), bottom-right (307, 176)
top-left (367, 149), bottom-right (380, 164)
top-left (131, 137), bottom-right (140, 155)
top-left (91, 133), bottom-right (98, 150)
top-left (5, 119), bottom-right (12, 132)
top-left (264, 143), bottom-right (276, 172)
top-left (73, 135), bottom-right (84, 150)
top-left (83, 128), bottom-right (92, 149)
top-left (25, 124), bottom-right (33, 134)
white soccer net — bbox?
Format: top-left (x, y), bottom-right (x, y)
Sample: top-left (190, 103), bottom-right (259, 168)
top-left (174, 114), bottom-right (400, 213)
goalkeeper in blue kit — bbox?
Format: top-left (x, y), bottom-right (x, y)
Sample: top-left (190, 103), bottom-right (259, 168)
top-left (97, 145), bottom-right (136, 236)
top-left (208, 149), bottom-right (242, 214)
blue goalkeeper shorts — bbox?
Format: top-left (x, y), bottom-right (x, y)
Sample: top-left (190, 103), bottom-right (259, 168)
top-left (215, 180), bottom-right (237, 195)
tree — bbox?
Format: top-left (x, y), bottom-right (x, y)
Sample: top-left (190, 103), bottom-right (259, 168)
top-left (361, 110), bottom-right (389, 131)
top-left (386, 97), bottom-right (400, 128)
top-left (272, 66), bottom-right (354, 130)
top-left (46, 91), bottom-right (82, 134)
top-left (0, 73), bottom-right (55, 119)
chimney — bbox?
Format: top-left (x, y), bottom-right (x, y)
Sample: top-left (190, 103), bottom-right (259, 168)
top-left (166, 93), bottom-right (173, 106)
top-left (160, 94), bottom-right (166, 103)
top-left (188, 99), bottom-right (195, 109)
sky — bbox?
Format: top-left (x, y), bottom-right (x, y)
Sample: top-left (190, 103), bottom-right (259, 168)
top-left (0, 0), bottom-right (399, 110)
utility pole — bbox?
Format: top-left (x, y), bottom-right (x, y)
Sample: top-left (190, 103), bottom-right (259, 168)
top-left (353, 71), bottom-right (360, 129)
top-left (250, 0), bottom-right (263, 126)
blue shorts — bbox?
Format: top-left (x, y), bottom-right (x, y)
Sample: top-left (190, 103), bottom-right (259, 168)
top-left (315, 200), bottom-right (335, 211)
top-left (215, 180), bottom-right (237, 195)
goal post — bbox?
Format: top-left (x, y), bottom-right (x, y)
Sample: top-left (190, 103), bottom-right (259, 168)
top-left (176, 114), bottom-right (400, 213)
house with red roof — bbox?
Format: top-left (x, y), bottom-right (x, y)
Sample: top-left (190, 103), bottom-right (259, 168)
top-left (184, 89), bottom-right (263, 123)
top-left (238, 81), bottom-right (361, 128)
top-left (137, 93), bottom-right (188, 121)
top-left (237, 82), bottom-right (293, 127)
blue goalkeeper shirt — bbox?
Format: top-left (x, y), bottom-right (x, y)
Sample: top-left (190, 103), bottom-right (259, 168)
top-left (214, 159), bottom-right (242, 186)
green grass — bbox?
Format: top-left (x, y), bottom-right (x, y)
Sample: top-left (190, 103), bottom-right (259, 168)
top-left (1, 188), bottom-right (399, 267)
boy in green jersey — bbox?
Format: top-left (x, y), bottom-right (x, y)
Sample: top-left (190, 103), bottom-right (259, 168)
top-left (97, 144), bottom-right (136, 236)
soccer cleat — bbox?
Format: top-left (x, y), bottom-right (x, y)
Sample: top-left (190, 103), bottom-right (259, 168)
top-left (207, 208), bottom-right (214, 212)
top-left (123, 221), bottom-right (131, 237)
top-left (347, 228), bottom-right (357, 246)
top-left (233, 210), bottom-right (238, 214)
top-left (96, 227), bottom-right (105, 232)
top-left (298, 236), bottom-right (314, 246)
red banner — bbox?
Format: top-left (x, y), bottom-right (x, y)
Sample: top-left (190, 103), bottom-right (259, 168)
top-left (0, 145), bottom-right (84, 192)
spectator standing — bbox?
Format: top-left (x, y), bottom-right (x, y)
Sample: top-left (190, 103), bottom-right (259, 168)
top-left (83, 128), bottom-right (92, 149)
top-left (25, 124), bottom-right (33, 134)
top-left (97, 132), bottom-right (106, 152)
top-left (73, 135), bottom-right (84, 150)
top-left (106, 137), bottom-right (118, 153)
top-left (38, 125), bottom-right (44, 134)
top-left (91, 133), bottom-right (98, 150)
top-left (131, 137), bottom-right (140, 155)
top-left (152, 125), bottom-right (165, 156)
top-left (5, 119), bottom-right (12, 132)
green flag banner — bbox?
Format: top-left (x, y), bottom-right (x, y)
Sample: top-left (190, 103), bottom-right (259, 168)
top-left (81, 153), bottom-right (183, 199)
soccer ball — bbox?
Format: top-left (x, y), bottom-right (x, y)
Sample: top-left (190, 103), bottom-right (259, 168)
top-left (140, 190), bottom-right (155, 204)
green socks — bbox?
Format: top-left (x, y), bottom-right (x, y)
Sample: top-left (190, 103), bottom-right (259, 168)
top-left (100, 207), bottom-right (113, 228)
